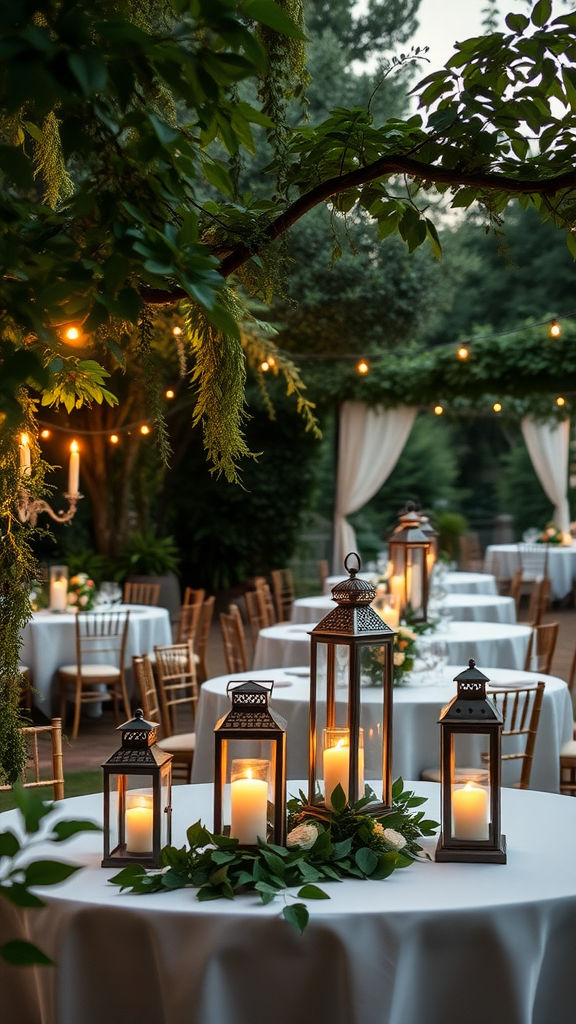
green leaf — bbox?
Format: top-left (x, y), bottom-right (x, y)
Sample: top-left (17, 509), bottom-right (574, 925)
top-left (332, 837), bottom-right (353, 860)
top-left (211, 850), bottom-right (237, 865)
top-left (328, 783), bottom-right (346, 814)
top-left (283, 902), bottom-right (309, 932)
top-left (531, 0), bottom-right (551, 27)
top-left (297, 884), bottom-right (330, 900)
top-left (567, 232), bottom-right (576, 261)
top-left (354, 847), bottom-right (378, 877)
top-left (505, 12), bottom-right (529, 32)
top-left (0, 831), bottom-right (20, 859)
top-left (370, 852), bottom-right (399, 880)
top-left (68, 52), bottom-right (107, 97)
top-left (1, 940), bottom-right (54, 967)
top-left (12, 784), bottom-right (53, 834)
top-left (254, 880), bottom-right (281, 896)
top-left (0, 145), bottom-right (34, 190)
top-left (197, 885), bottom-right (223, 901)
top-left (0, 884), bottom-right (45, 909)
top-left (108, 864), bottom-right (148, 887)
top-left (242, 1), bottom-right (307, 41)
top-left (161, 869), bottom-right (188, 889)
top-left (186, 820), bottom-right (212, 849)
top-left (24, 860), bottom-right (79, 887)
top-left (51, 820), bottom-right (101, 843)
top-left (562, 67), bottom-right (576, 112)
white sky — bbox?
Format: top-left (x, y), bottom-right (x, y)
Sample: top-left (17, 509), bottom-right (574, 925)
top-left (407, 0), bottom-right (505, 70)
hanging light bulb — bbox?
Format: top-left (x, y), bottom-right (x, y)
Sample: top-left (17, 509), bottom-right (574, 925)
top-left (549, 320), bottom-right (561, 338)
top-left (172, 326), bottom-right (182, 337)
top-left (556, 396), bottom-right (566, 407)
top-left (165, 389), bottom-right (175, 399)
top-left (357, 359), bottom-right (369, 375)
top-left (40, 429), bottom-right (50, 439)
top-left (110, 434), bottom-right (119, 444)
top-left (434, 405), bottom-right (443, 415)
top-left (140, 425), bottom-right (150, 435)
top-left (267, 356), bottom-right (276, 367)
top-left (457, 345), bottom-right (469, 360)
top-left (65, 326), bottom-right (80, 341)
top-left (493, 402), bottom-right (502, 413)
top-left (260, 360), bottom-right (270, 372)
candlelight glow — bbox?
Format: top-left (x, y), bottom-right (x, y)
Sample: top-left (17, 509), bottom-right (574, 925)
top-left (556, 396), bottom-right (565, 406)
top-left (261, 360), bottom-right (270, 371)
top-left (140, 424), bottom-right (150, 435)
top-left (357, 359), bottom-right (369, 374)
top-left (457, 345), bottom-right (469, 360)
top-left (165, 389), bottom-right (175, 399)
top-left (172, 325), bottom-right (182, 336)
top-left (70, 440), bottom-right (79, 452)
top-left (110, 434), bottom-right (119, 444)
top-left (40, 429), bottom-right (50, 439)
top-left (65, 327), bottom-right (79, 341)
top-left (21, 433), bottom-right (29, 446)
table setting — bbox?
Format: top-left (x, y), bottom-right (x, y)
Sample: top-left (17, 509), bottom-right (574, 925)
top-left (292, 591), bottom-right (516, 625)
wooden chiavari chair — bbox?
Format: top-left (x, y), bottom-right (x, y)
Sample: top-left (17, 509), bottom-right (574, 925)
top-left (59, 610), bottom-right (131, 740)
top-left (271, 568), bottom-right (295, 622)
top-left (0, 719), bottom-right (64, 801)
top-left (195, 596), bottom-right (215, 684)
top-left (220, 605), bottom-right (249, 674)
top-left (183, 587), bottom-right (205, 607)
top-left (123, 581), bottom-right (161, 606)
top-left (523, 621), bottom-right (559, 675)
top-left (133, 654), bottom-right (195, 782)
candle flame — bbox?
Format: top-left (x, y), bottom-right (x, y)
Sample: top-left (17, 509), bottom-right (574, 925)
top-left (335, 739), bottom-right (347, 749)
top-left (70, 440), bottom-right (79, 453)
top-left (20, 433), bottom-right (29, 446)
top-left (246, 768), bottom-right (253, 780)
top-left (464, 781), bottom-right (480, 791)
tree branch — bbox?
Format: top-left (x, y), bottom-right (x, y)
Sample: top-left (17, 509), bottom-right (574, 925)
top-left (139, 153), bottom-right (576, 304)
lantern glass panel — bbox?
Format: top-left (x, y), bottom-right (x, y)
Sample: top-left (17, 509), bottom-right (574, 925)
top-left (335, 643), bottom-right (350, 694)
top-left (449, 733), bottom-right (491, 842)
top-left (118, 773), bottom-right (155, 856)
top-left (161, 771), bottom-right (170, 847)
top-left (220, 741), bottom-right (277, 844)
top-left (359, 642), bottom-right (387, 781)
top-left (406, 548), bottom-right (425, 615)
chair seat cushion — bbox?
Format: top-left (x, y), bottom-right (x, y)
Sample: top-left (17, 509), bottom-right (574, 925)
top-left (59, 664), bottom-right (120, 679)
top-left (560, 739), bottom-right (576, 759)
top-left (157, 732), bottom-right (195, 754)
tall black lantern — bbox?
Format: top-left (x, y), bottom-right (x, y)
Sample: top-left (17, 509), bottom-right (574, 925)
top-left (388, 503), bottom-right (430, 621)
top-left (214, 680), bottom-right (287, 846)
top-left (308, 552), bottom-right (396, 812)
top-left (102, 709), bottom-right (172, 868)
top-left (436, 660), bottom-right (506, 864)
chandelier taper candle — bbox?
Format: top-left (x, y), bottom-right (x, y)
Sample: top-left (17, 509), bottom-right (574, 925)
top-left (18, 437), bottom-right (83, 526)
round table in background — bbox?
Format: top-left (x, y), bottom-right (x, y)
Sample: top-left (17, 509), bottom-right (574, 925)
top-left (291, 593), bottom-right (516, 626)
top-left (193, 666), bottom-right (571, 793)
top-left (20, 604), bottom-right (172, 714)
top-left (323, 571), bottom-right (499, 597)
top-left (3, 785), bottom-right (576, 1024)
top-left (485, 543), bottom-right (576, 600)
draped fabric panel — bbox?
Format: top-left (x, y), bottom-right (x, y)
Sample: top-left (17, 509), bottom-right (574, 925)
top-left (333, 403), bottom-right (417, 571)
top-left (521, 417), bottom-right (571, 534)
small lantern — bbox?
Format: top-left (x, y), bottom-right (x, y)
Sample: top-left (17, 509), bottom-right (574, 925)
top-left (214, 681), bottom-right (287, 846)
top-left (102, 709), bottom-right (172, 868)
top-left (388, 503), bottom-right (430, 621)
top-left (436, 660), bottom-right (506, 864)
top-left (418, 513), bottom-right (439, 576)
top-left (308, 552), bottom-right (396, 812)
top-left (49, 565), bottom-right (69, 612)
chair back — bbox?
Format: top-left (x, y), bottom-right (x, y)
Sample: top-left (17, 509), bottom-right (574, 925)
top-left (489, 681), bottom-right (545, 789)
top-left (176, 602), bottom-right (202, 644)
top-left (183, 587), bottom-right (205, 606)
top-left (123, 581), bottom-right (161, 606)
top-left (271, 568), bottom-right (295, 622)
top-left (508, 569), bottom-right (523, 617)
top-left (568, 645), bottom-right (576, 695)
top-left (220, 605), bottom-right (249, 674)
top-left (245, 590), bottom-right (266, 648)
top-left (76, 610), bottom-right (130, 668)
top-left (154, 641), bottom-right (198, 736)
top-left (256, 583), bottom-right (276, 627)
top-left (519, 543), bottom-right (549, 581)
top-left (526, 576), bottom-right (551, 626)
top-left (459, 533), bottom-right (483, 572)
top-left (0, 719), bottom-right (64, 801)
top-left (132, 654), bottom-right (162, 724)
top-left (318, 559), bottom-right (329, 588)
top-left (523, 621), bottom-right (559, 675)
top-left (195, 596), bottom-right (215, 683)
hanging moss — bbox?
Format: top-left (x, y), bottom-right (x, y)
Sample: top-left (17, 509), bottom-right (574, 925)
top-left (33, 111), bottom-right (74, 209)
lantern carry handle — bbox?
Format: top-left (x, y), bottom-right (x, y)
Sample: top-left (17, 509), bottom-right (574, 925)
top-left (344, 551), bottom-right (361, 576)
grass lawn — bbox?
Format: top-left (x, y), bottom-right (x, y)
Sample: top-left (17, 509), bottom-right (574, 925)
top-left (0, 770), bottom-right (103, 813)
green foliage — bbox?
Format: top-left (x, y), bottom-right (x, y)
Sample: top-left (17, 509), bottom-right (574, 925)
top-left (434, 512), bottom-right (469, 560)
top-left (496, 439), bottom-right (556, 537)
top-left (40, 360), bottom-right (118, 414)
top-left (109, 781), bottom-right (438, 931)
top-left (0, 783), bottom-right (100, 966)
top-left (114, 532), bottom-right (180, 580)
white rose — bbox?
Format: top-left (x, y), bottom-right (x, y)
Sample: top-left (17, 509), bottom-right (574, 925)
top-left (67, 592), bottom-right (78, 604)
top-left (79, 594), bottom-right (89, 607)
top-left (286, 822), bottom-right (319, 850)
top-left (383, 828), bottom-right (406, 850)
top-left (394, 651), bottom-right (405, 667)
top-left (547, 527), bottom-right (556, 537)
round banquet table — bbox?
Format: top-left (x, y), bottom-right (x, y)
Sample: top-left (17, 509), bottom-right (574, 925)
top-left (485, 542), bottom-right (576, 600)
top-left (292, 593), bottom-right (516, 625)
top-left (3, 784), bottom-right (576, 1024)
top-left (323, 570), bottom-right (498, 597)
top-left (192, 667), bottom-right (572, 792)
top-left (254, 620), bottom-right (532, 673)
top-left (20, 605), bottom-right (172, 714)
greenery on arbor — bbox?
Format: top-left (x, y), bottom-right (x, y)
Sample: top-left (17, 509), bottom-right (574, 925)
top-left (3, 0), bottom-right (576, 782)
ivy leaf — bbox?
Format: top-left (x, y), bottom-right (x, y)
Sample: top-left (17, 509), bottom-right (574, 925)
top-left (354, 847), bottom-right (378, 877)
top-left (332, 837), bottom-right (353, 861)
top-left (283, 902), bottom-right (309, 933)
top-left (186, 820), bottom-right (212, 849)
top-left (1, 940), bottom-right (54, 966)
top-left (297, 884), bottom-right (330, 900)
top-left (108, 864), bottom-right (148, 888)
top-left (370, 852), bottom-right (399, 881)
top-left (328, 783), bottom-right (346, 814)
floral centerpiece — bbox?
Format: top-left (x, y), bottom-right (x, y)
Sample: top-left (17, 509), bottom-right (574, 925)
top-left (361, 626), bottom-right (418, 686)
top-left (110, 780), bottom-right (438, 932)
top-left (67, 573), bottom-right (96, 610)
top-left (537, 522), bottom-right (563, 544)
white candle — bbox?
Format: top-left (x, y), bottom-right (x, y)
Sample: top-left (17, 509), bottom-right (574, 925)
top-left (426, 551), bottom-right (436, 576)
top-left (50, 578), bottom-right (67, 612)
top-left (230, 768), bottom-right (268, 844)
top-left (407, 562), bottom-right (422, 610)
top-left (68, 440), bottom-right (80, 495)
top-left (389, 574), bottom-right (405, 611)
top-left (19, 433), bottom-right (31, 476)
top-left (323, 735), bottom-right (365, 809)
top-left (381, 599), bottom-right (399, 630)
top-left (125, 805), bottom-right (154, 853)
top-left (452, 782), bottom-right (489, 840)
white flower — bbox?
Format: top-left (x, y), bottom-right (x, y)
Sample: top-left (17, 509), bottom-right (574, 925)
top-left (397, 627), bottom-right (416, 641)
top-left (382, 828), bottom-right (406, 850)
top-left (286, 822), bottom-right (319, 850)
top-left (546, 526), bottom-right (556, 537)
top-left (394, 651), bottom-right (405, 667)
top-left (79, 594), bottom-right (89, 607)
top-left (67, 592), bottom-right (78, 604)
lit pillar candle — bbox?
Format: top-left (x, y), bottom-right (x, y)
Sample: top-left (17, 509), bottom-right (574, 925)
top-left (381, 598), bottom-right (399, 630)
top-left (323, 731), bottom-right (364, 809)
top-left (19, 433), bottom-right (31, 476)
top-left (125, 803), bottom-right (154, 853)
top-left (389, 574), bottom-right (405, 612)
top-left (230, 765), bottom-right (269, 844)
top-left (426, 550), bottom-right (436, 576)
top-left (68, 440), bottom-right (80, 495)
top-left (50, 579), bottom-right (67, 612)
top-left (407, 562), bottom-right (422, 610)
top-left (452, 781), bottom-right (489, 840)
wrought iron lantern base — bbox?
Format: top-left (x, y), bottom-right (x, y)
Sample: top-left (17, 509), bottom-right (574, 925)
top-left (435, 834), bottom-right (507, 864)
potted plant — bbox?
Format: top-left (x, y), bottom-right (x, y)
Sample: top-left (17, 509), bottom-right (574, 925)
top-left (115, 533), bottom-right (181, 622)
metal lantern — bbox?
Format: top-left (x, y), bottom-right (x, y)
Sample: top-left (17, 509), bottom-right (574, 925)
top-left (418, 513), bottom-right (439, 576)
top-left (214, 680), bottom-right (287, 846)
top-left (308, 552), bottom-right (396, 812)
top-left (388, 503), bottom-right (431, 622)
top-left (436, 660), bottom-right (506, 864)
top-left (102, 709), bottom-right (172, 868)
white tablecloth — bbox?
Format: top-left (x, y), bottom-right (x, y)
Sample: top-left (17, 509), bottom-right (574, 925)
top-left (3, 784), bottom-right (576, 1024)
top-left (254, 620), bottom-right (532, 673)
top-left (193, 667), bottom-right (571, 793)
top-left (20, 605), bottom-right (172, 714)
top-left (292, 593), bottom-right (516, 625)
top-left (485, 543), bottom-right (576, 599)
top-left (442, 570), bottom-right (498, 595)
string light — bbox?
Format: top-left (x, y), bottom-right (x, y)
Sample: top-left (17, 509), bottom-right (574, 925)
top-left (65, 327), bottom-right (80, 341)
top-left (140, 425), bottom-right (150, 435)
top-left (260, 360), bottom-right (270, 371)
top-left (357, 359), bottom-right (369, 374)
top-left (165, 389), bottom-right (175, 399)
top-left (110, 434), bottom-right (119, 444)
top-left (557, 396), bottom-right (566, 406)
top-left (550, 320), bottom-right (561, 338)
top-left (40, 429), bottom-right (50, 439)
top-left (172, 326), bottom-right (182, 336)
top-left (493, 402), bottom-right (502, 413)
top-left (267, 356), bottom-right (276, 367)
top-left (434, 405), bottom-right (443, 415)
top-left (457, 345), bottom-right (469, 360)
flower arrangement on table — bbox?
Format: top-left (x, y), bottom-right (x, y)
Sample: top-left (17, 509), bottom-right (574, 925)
top-left (109, 779), bottom-right (438, 932)
top-left (67, 573), bottom-right (96, 610)
top-left (361, 627), bottom-right (418, 686)
top-left (537, 522), bottom-right (563, 544)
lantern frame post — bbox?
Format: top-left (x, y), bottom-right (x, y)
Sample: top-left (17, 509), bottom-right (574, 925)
top-left (214, 680), bottom-right (287, 847)
top-left (435, 660), bottom-right (506, 864)
top-left (308, 552), bottom-right (396, 813)
top-left (102, 709), bottom-right (172, 869)
top-left (388, 504), bottom-right (431, 622)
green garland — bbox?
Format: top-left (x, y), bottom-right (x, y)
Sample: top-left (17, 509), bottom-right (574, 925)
top-left (109, 780), bottom-right (438, 932)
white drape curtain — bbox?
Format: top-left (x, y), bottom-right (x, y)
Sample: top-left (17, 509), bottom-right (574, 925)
top-left (333, 403), bottom-right (417, 571)
top-left (521, 416), bottom-right (571, 534)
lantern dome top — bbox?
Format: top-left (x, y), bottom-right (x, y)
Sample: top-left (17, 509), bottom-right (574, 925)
top-left (454, 659), bottom-right (490, 698)
top-left (117, 708), bottom-right (158, 733)
top-left (390, 505), bottom-right (429, 546)
top-left (331, 552), bottom-right (376, 604)
top-left (418, 514), bottom-right (438, 538)
top-left (438, 659), bottom-right (502, 724)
